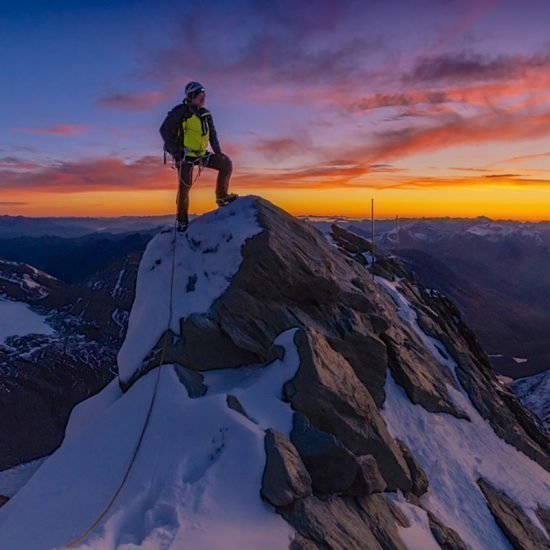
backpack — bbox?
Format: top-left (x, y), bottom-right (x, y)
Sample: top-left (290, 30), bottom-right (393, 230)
top-left (159, 103), bottom-right (190, 158)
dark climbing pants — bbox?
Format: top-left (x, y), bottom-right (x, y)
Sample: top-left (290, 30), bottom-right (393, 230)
top-left (177, 153), bottom-right (233, 225)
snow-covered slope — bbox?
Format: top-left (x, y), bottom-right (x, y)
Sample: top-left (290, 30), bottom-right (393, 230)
top-left (378, 277), bottom-right (550, 549)
top-left (0, 331), bottom-right (299, 549)
top-left (0, 197), bottom-right (548, 549)
top-left (118, 198), bottom-right (262, 383)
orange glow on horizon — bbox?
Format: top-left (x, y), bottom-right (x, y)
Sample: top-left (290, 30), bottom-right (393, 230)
top-left (1, 181), bottom-right (549, 221)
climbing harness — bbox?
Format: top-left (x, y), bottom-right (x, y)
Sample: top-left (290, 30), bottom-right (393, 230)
top-left (66, 215), bottom-right (180, 547)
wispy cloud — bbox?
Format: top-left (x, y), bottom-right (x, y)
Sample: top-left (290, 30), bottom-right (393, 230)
top-left (402, 53), bottom-right (532, 84)
top-left (490, 151), bottom-right (550, 165)
top-left (0, 156), bottom-right (172, 192)
top-left (15, 124), bottom-right (88, 136)
top-left (97, 90), bottom-right (167, 111)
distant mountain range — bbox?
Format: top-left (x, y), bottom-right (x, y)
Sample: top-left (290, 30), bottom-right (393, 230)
top-left (0, 214), bottom-right (173, 239)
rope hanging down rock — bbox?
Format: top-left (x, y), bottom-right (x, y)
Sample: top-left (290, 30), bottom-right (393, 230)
top-left (66, 217), bottom-right (180, 548)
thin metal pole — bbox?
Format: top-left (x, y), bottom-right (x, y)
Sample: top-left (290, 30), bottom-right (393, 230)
top-left (396, 215), bottom-right (399, 260)
top-left (371, 198), bottom-right (375, 278)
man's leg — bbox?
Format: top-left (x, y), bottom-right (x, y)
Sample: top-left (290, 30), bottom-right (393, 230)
top-left (204, 153), bottom-right (233, 200)
top-left (177, 162), bottom-right (194, 225)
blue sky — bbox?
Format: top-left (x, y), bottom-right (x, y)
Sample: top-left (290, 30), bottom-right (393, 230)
top-left (1, 0), bottom-right (549, 218)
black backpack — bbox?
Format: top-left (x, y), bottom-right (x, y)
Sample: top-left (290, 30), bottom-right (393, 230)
top-left (159, 103), bottom-right (190, 157)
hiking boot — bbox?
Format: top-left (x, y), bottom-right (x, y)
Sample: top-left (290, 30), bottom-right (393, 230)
top-left (216, 193), bottom-right (238, 207)
top-left (176, 221), bottom-right (188, 233)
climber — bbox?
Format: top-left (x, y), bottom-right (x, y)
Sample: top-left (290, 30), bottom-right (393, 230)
top-left (159, 81), bottom-right (238, 232)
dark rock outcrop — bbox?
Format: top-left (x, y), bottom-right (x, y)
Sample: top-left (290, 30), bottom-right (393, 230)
top-left (289, 533), bottom-right (318, 550)
top-left (281, 494), bottom-right (409, 550)
top-left (478, 477), bottom-right (550, 549)
top-left (291, 413), bottom-right (385, 496)
top-left (173, 365), bottom-right (207, 398)
top-left (427, 510), bottom-right (468, 550)
top-left (537, 507), bottom-right (550, 535)
top-left (284, 329), bottom-right (412, 492)
top-left (396, 439), bottom-right (429, 497)
top-left (226, 394), bottom-right (256, 423)
top-left (261, 429), bottom-right (312, 508)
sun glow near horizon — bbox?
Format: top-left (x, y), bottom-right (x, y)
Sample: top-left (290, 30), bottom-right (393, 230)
top-left (2, 179), bottom-right (549, 222)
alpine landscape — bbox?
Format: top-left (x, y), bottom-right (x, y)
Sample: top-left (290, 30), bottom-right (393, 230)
top-left (0, 198), bottom-right (548, 548)
top-left (2, 1), bottom-right (550, 548)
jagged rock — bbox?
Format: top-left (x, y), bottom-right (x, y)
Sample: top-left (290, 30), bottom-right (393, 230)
top-left (282, 494), bottom-right (409, 550)
top-left (284, 329), bottom-right (412, 492)
top-left (289, 533), bottom-right (318, 550)
top-left (356, 495), bottom-right (411, 549)
top-left (226, 394), bottom-right (256, 423)
top-left (266, 343), bottom-right (286, 364)
top-left (326, 330), bottom-right (388, 407)
top-left (331, 224), bottom-right (373, 255)
top-left (261, 429), bottom-right (312, 508)
top-left (355, 455), bottom-right (387, 496)
top-left (415, 291), bottom-right (550, 472)
top-left (396, 439), bottom-right (429, 497)
top-left (537, 507), bottom-right (550, 534)
top-left (427, 510), bottom-right (468, 550)
top-left (381, 326), bottom-right (467, 419)
top-left (371, 262), bottom-right (395, 280)
top-left (143, 199), bottom-right (466, 424)
top-left (478, 478), bottom-right (550, 549)
top-left (177, 313), bottom-right (261, 371)
top-left (291, 413), bottom-right (385, 496)
top-left (0, 496), bottom-right (9, 508)
top-left (173, 365), bottom-right (207, 398)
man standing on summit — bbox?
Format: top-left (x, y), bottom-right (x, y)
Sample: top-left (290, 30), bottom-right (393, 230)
top-left (160, 81), bottom-right (237, 232)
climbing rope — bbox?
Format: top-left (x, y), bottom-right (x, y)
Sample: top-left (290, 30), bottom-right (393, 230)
top-left (66, 216), bottom-right (180, 548)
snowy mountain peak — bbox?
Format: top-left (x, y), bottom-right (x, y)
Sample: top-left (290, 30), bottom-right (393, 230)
top-left (118, 195), bottom-right (263, 385)
top-left (0, 197), bottom-right (549, 549)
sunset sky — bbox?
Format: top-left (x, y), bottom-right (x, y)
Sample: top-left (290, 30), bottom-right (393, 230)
top-left (1, 0), bottom-right (549, 220)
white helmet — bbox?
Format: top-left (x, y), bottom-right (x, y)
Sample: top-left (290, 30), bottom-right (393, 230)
top-left (184, 81), bottom-right (205, 99)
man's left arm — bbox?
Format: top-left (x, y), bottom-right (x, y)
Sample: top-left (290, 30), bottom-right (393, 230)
top-left (207, 113), bottom-right (222, 155)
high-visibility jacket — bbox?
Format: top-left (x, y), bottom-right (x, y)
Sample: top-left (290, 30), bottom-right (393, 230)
top-left (182, 112), bottom-right (210, 157)
top-left (160, 101), bottom-right (222, 159)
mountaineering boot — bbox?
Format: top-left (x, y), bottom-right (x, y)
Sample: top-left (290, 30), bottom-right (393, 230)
top-left (176, 221), bottom-right (188, 233)
top-left (216, 193), bottom-right (238, 207)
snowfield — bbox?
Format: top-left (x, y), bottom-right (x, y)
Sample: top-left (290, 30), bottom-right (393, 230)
top-left (377, 277), bottom-right (550, 549)
top-left (0, 330), bottom-right (299, 549)
top-left (0, 297), bottom-right (54, 344)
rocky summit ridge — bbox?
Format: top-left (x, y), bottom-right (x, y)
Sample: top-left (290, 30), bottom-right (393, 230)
top-left (0, 196), bottom-right (548, 549)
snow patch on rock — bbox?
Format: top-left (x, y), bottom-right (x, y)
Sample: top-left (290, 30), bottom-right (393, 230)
top-left (117, 197), bottom-right (263, 383)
